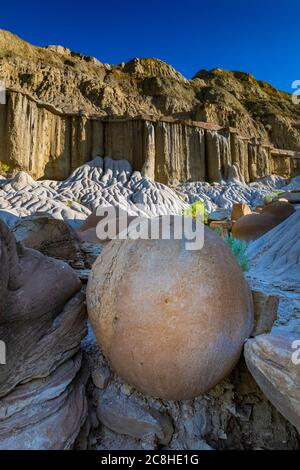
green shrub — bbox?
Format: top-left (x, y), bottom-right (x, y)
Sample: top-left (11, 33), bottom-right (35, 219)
top-left (183, 200), bottom-right (208, 224)
top-left (0, 162), bottom-right (11, 176)
top-left (223, 234), bottom-right (250, 272)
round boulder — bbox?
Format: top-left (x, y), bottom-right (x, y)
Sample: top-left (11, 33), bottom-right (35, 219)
top-left (232, 201), bottom-right (295, 241)
top-left (87, 224), bottom-right (253, 400)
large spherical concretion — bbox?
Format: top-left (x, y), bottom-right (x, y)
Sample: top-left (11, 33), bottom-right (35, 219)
top-left (87, 226), bottom-right (253, 400)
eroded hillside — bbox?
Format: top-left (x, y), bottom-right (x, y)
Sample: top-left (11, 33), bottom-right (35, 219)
top-left (1, 29), bottom-right (300, 150)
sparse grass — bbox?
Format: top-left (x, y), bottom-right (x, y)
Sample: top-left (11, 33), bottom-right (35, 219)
top-left (223, 233), bottom-right (250, 272)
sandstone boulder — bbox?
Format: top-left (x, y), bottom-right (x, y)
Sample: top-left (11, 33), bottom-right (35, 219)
top-left (12, 213), bottom-right (83, 264)
top-left (232, 201), bottom-right (295, 241)
top-left (78, 208), bottom-right (138, 244)
top-left (231, 203), bottom-right (252, 221)
top-left (209, 219), bottom-right (232, 237)
top-left (87, 222), bottom-right (253, 400)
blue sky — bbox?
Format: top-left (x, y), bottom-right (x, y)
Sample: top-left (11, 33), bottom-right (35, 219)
top-left (1, 0), bottom-right (299, 92)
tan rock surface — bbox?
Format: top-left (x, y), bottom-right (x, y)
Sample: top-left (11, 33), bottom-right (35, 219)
top-left (251, 290), bottom-right (279, 336)
top-left (231, 203), bottom-right (252, 221)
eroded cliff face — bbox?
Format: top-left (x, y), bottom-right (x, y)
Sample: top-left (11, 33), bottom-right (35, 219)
top-left (1, 30), bottom-right (300, 145)
top-left (0, 29), bottom-right (300, 182)
top-left (0, 90), bottom-right (299, 183)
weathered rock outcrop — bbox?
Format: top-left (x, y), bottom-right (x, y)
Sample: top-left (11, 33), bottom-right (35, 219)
top-left (0, 30), bottom-right (299, 183)
top-left (0, 220), bottom-right (88, 449)
top-left (87, 224), bottom-right (253, 400)
top-left (96, 386), bottom-right (174, 445)
top-left (1, 91), bottom-right (299, 183)
top-left (1, 30), bottom-right (300, 145)
top-left (0, 158), bottom-right (188, 232)
top-left (12, 213), bottom-right (83, 263)
top-left (245, 332), bottom-right (300, 434)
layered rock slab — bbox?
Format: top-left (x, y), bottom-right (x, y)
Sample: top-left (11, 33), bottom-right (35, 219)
top-left (245, 332), bottom-right (300, 433)
top-left (0, 220), bottom-right (88, 449)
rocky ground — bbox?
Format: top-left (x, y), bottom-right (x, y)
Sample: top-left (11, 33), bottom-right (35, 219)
top-left (0, 156), bottom-right (299, 450)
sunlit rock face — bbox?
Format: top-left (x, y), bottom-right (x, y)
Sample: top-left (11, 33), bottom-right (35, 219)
top-left (1, 31), bottom-right (300, 183)
top-left (87, 225), bottom-right (253, 400)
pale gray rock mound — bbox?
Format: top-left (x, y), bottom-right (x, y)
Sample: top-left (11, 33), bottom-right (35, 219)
top-left (0, 157), bottom-right (188, 229)
top-left (0, 158), bottom-right (299, 232)
top-left (247, 209), bottom-right (300, 290)
top-left (178, 174), bottom-right (300, 212)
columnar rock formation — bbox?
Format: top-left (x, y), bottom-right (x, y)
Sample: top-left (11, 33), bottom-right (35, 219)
top-left (0, 221), bottom-right (88, 449)
top-left (1, 91), bottom-right (299, 183)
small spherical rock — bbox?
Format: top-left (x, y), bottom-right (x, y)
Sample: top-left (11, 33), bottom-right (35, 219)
top-left (232, 201), bottom-right (295, 241)
top-left (87, 225), bottom-right (253, 400)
